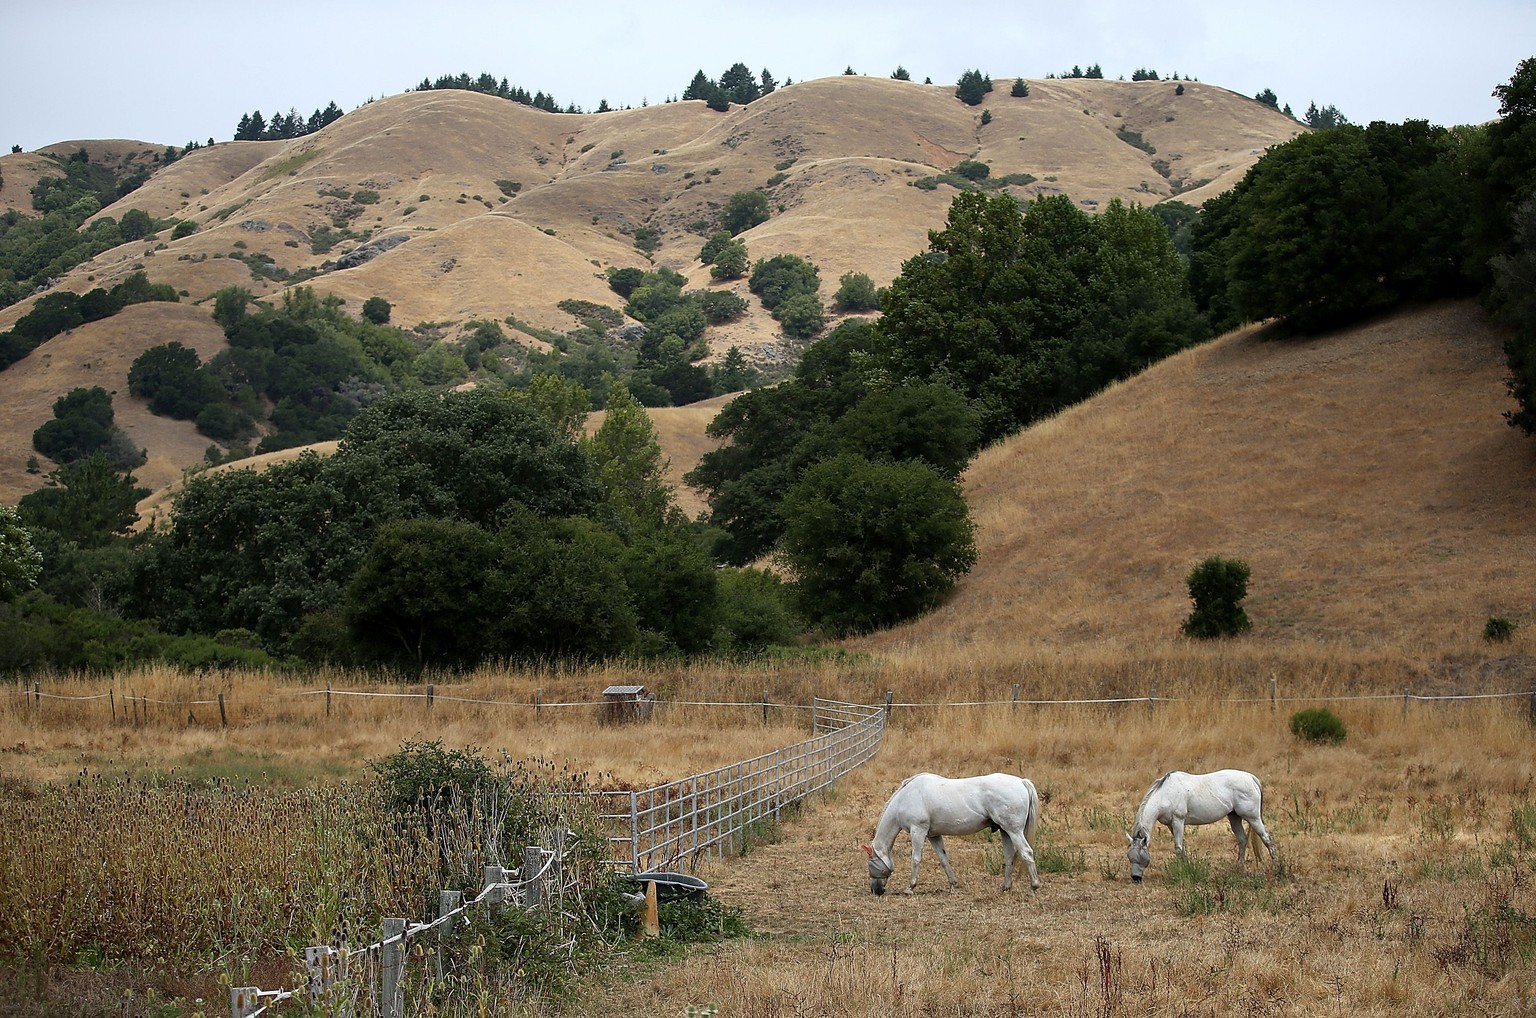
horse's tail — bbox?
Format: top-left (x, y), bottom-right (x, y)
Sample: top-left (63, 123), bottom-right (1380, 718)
top-left (1023, 778), bottom-right (1040, 847)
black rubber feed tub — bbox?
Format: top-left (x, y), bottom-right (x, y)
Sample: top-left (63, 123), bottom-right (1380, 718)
top-left (630, 870), bottom-right (708, 902)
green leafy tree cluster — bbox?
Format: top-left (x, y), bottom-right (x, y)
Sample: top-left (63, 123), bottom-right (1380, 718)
top-left (1, 271), bottom-right (179, 371)
top-left (749, 254), bottom-right (825, 339)
top-left (781, 454), bottom-right (976, 635)
top-left (32, 387), bottom-right (140, 470)
top-left (832, 272), bottom-right (882, 312)
top-left (413, 72), bottom-right (571, 113)
top-left (956, 69), bottom-right (993, 106)
top-left (683, 64), bottom-right (778, 109)
top-left (878, 191), bottom-right (1206, 443)
top-left (1303, 102), bottom-right (1349, 129)
top-left (1131, 68), bottom-right (1161, 81)
top-left (720, 190), bottom-right (771, 235)
top-left (1010, 78), bottom-right (1030, 97)
top-left (687, 320), bottom-right (977, 564)
top-left (233, 102), bottom-right (343, 141)
top-left (1188, 120), bottom-right (1472, 333)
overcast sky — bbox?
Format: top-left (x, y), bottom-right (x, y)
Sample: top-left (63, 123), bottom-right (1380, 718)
top-left (3, 1), bottom-right (1531, 152)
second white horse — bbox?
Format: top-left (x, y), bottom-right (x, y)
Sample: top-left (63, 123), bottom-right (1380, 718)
top-left (1125, 769), bottom-right (1275, 883)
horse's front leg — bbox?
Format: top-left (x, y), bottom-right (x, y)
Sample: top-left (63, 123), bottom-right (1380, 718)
top-left (1171, 818), bottom-right (1187, 857)
top-left (929, 835), bottom-right (961, 891)
top-left (906, 827), bottom-right (928, 894)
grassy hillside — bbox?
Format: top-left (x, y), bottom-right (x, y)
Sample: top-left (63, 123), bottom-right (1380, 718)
top-left (857, 300), bottom-right (1535, 657)
top-left (0, 75), bottom-right (1302, 505)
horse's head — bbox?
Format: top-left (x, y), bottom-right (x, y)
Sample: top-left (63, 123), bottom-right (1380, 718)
top-left (864, 844), bottom-right (893, 895)
top-left (1125, 829), bottom-right (1151, 883)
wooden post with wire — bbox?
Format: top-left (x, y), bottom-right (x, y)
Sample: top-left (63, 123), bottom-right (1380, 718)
top-left (381, 917), bottom-right (406, 1018)
top-left (1012, 683), bottom-right (1020, 714)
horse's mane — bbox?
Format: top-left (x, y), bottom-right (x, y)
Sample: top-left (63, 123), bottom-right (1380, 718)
top-left (1133, 772), bottom-right (1174, 834)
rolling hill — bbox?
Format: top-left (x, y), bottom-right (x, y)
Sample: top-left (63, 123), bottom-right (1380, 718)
top-left (0, 74), bottom-right (1303, 506)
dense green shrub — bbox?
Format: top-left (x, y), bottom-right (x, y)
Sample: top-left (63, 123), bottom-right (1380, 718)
top-left (721, 190), bottom-right (770, 235)
top-left (1484, 616), bottom-right (1517, 642)
top-left (361, 295), bottom-right (392, 324)
top-left (833, 272), bottom-right (882, 312)
top-left (1181, 556), bottom-right (1252, 639)
top-left (1290, 707), bottom-right (1348, 744)
top-left (953, 160), bottom-right (991, 181)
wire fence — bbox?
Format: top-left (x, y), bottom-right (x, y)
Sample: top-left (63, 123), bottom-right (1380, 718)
top-left (232, 842), bottom-right (564, 1018)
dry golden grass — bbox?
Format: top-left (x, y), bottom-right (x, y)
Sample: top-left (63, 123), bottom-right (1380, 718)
top-left (858, 300), bottom-right (1536, 656)
top-left (0, 75), bottom-right (1301, 505)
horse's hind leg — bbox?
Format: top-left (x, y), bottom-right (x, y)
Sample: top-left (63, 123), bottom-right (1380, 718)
top-left (929, 835), bottom-right (961, 891)
top-left (1006, 828), bottom-right (1040, 892)
top-left (1228, 814), bottom-right (1249, 865)
top-left (1247, 815), bottom-right (1276, 862)
top-left (998, 831), bottom-right (1016, 890)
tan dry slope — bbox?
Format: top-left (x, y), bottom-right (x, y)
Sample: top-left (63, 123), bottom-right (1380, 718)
top-left (856, 301), bottom-right (1536, 655)
top-left (0, 75), bottom-right (1302, 505)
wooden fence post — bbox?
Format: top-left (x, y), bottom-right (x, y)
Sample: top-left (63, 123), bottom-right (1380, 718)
top-left (1149, 686), bottom-right (1157, 718)
top-left (381, 917), bottom-right (406, 1018)
top-left (132, 690), bottom-right (139, 726)
top-left (437, 890), bottom-right (462, 979)
top-left (1403, 687), bottom-right (1410, 719)
top-left (218, 692), bottom-right (227, 729)
top-left (304, 946), bottom-right (337, 998)
top-left (33, 680), bottom-right (40, 708)
top-left (1012, 683), bottom-right (1020, 714)
top-left (1270, 676), bottom-right (1277, 713)
top-left (883, 691), bottom-right (893, 716)
top-left (426, 683), bottom-right (434, 713)
top-left (762, 690), bottom-right (769, 725)
top-left (535, 688), bottom-right (542, 718)
top-left (109, 687), bottom-right (115, 722)
top-left (325, 680), bottom-right (332, 718)
top-left (524, 845), bottom-right (547, 907)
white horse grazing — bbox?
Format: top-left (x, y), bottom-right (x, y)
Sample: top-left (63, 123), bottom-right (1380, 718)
top-left (864, 772), bottom-right (1041, 896)
top-left (1125, 769), bottom-right (1275, 883)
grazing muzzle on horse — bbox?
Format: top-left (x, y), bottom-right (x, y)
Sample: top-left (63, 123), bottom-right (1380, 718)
top-left (1126, 831), bottom-right (1151, 883)
top-left (866, 846), bottom-right (893, 895)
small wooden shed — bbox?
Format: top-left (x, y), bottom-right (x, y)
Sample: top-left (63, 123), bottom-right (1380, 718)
top-left (600, 684), bottom-right (654, 725)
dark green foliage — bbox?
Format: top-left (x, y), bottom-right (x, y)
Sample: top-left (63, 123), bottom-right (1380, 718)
top-left (1132, 68), bottom-right (1160, 81)
top-left (1484, 616), bottom-right (1517, 642)
top-left (1289, 708), bottom-right (1347, 744)
top-left (721, 190), bottom-right (771, 235)
top-left (956, 70), bottom-right (993, 106)
top-left (128, 342), bottom-right (209, 418)
top-left (698, 230), bottom-right (734, 264)
top-left (1255, 88), bottom-right (1280, 109)
top-left (1304, 102), bottom-right (1350, 130)
top-left (892, 66), bottom-right (912, 81)
top-left (833, 271), bottom-right (882, 312)
top-left (17, 452), bottom-right (145, 548)
top-left (138, 388), bottom-right (604, 650)
top-left (687, 320), bottom-right (883, 563)
top-left (1181, 556), bottom-right (1252, 639)
top-left (370, 739), bottom-right (492, 820)
top-left (1494, 197), bottom-right (1536, 436)
top-left (1189, 121), bottom-right (1472, 334)
top-left (621, 529), bottom-right (720, 655)
top-left (1117, 128), bottom-right (1155, 154)
top-left (980, 110), bottom-right (992, 126)
top-left (774, 292), bottom-right (826, 339)
top-left (694, 288), bottom-right (748, 323)
top-left (749, 253), bottom-right (820, 311)
top-left (952, 160), bottom-right (990, 181)
top-left (346, 519), bottom-right (504, 670)
top-left (606, 266), bottom-right (645, 298)
top-left (361, 296), bottom-right (392, 324)
top-left (780, 454), bottom-right (976, 635)
top-left (413, 72), bottom-right (569, 113)
top-left (1011, 78), bottom-right (1030, 97)
top-left (878, 191), bottom-right (1205, 444)
top-left (714, 567), bottom-right (801, 653)
top-left (709, 238), bottom-right (749, 281)
top-left (32, 387), bottom-right (138, 468)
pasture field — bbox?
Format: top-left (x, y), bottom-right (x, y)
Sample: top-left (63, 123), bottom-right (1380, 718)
top-left (3, 644), bottom-right (1535, 1016)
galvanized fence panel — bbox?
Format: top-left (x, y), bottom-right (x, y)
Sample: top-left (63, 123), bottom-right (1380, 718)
top-left (593, 697), bottom-right (886, 872)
